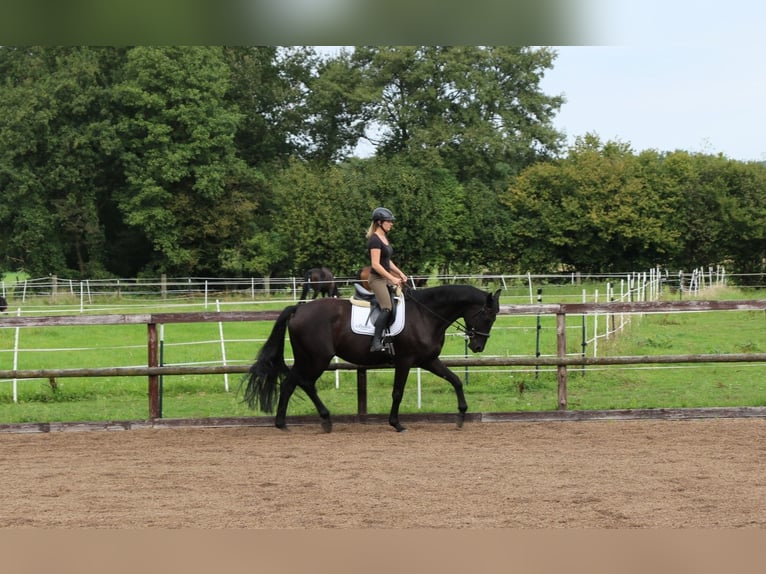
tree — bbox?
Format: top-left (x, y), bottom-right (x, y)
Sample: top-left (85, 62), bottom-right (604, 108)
top-left (504, 135), bottom-right (681, 272)
top-left (344, 156), bottom-right (467, 276)
top-left (301, 48), bottom-right (370, 163)
top-left (709, 158), bottom-right (766, 280)
top-left (257, 155), bottom-right (469, 278)
top-left (113, 46), bottom-right (260, 275)
top-left (223, 46), bottom-right (305, 167)
top-left (0, 46), bottom-right (122, 276)
top-left (350, 46), bottom-right (565, 185)
top-left (265, 159), bottom-right (368, 276)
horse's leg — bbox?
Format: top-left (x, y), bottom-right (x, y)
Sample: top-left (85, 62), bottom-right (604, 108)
top-left (388, 366), bottom-right (412, 432)
top-left (296, 379), bottom-right (333, 433)
top-left (421, 358), bottom-right (468, 429)
top-left (274, 372), bottom-right (300, 430)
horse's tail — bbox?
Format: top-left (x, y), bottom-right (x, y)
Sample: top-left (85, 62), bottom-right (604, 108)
top-left (241, 305), bottom-right (297, 412)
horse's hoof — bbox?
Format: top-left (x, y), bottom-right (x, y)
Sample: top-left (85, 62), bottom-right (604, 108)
top-left (321, 419), bottom-right (333, 433)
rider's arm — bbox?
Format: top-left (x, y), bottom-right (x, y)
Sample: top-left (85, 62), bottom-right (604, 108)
top-left (388, 261), bottom-right (408, 285)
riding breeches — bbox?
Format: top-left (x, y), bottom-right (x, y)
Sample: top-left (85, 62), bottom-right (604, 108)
top-left (368, 271), bottom-right (393, 310)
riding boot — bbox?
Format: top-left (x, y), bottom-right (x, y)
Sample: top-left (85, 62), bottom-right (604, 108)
top-left (370, 309), bottom-right (392, 352)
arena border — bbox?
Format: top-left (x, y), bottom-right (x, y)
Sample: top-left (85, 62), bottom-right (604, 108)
top-left (1, 406), bottom-right (765, 434)
top-left (2, 299), bottom-right (765, 419)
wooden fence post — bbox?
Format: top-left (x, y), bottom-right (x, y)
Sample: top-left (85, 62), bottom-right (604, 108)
top-left (357, 368), bottom-right (368, 416)
top-left (148, 322), bottom-right (160, 418)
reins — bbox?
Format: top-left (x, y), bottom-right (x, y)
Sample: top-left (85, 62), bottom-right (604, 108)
top-left (403, 287), bottom-right (492, 340)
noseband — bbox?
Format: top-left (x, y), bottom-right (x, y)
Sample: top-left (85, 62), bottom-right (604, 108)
top-left (463, 307), bottom-right (493, 340)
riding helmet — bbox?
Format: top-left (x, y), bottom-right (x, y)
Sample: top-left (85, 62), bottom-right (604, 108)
top-left (372, 207), bottom-right (395, 222)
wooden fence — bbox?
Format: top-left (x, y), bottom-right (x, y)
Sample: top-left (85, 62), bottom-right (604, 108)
top-left (2, 299), bottom-right (765, 422)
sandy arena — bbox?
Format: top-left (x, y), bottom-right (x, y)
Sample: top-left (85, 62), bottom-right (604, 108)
top-left (1, 418), bottom-right (764, 528)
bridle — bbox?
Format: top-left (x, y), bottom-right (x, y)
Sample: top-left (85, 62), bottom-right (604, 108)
top-left (404, 287), bottom-right (494, 341)
top-left (462, 307), bottom-right (493, 340)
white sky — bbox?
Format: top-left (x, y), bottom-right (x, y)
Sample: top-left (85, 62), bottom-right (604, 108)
top-left (542, 1), bottom-right (766, 162)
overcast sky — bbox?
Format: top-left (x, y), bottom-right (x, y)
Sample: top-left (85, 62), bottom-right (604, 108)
top-left (542, 1), bottom-right (766, 162)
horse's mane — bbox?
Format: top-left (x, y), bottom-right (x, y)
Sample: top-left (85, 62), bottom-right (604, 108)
top-left (408, 284), bottom-right (486, 307)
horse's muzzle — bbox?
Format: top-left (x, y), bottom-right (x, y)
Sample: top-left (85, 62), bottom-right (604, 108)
top-left (468, 337), bottom-right (488, 353)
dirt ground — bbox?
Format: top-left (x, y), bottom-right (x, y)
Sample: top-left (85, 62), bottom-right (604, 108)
top-left (1, 418), bottom-right (764, 528)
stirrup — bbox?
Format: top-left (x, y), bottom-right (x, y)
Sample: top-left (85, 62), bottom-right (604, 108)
top-left (370, 337), bottom-right (394, 355)
top-left (370, 341), bottom-right (386, 353)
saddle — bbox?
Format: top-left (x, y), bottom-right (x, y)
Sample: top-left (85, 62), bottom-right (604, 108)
top-left (349, 284), bottom-right (405, 340)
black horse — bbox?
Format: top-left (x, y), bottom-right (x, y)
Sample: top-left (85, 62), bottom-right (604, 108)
top-left (0, 296), bottom-right (6, 313)
top-left (242, 284), bottom-right (502, 432)
top-left (299, 267), bottom-right (339, 301)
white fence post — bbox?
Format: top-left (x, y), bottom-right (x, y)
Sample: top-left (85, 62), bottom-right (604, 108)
top-left (12, 307), bottom-right (21, 403)
top-left (216, 300), bottom-right (229, 392)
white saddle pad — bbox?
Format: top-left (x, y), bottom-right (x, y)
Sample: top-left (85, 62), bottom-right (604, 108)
top-left (350, 297), bottom-right (405, 336)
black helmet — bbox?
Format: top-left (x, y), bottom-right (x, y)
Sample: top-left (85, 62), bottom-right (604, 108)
top-left (372, 207), bottom-right (395, 222)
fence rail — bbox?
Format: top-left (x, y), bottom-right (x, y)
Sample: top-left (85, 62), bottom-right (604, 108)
top-left (2, 299), bottom-right (765, 419)
top-left (1, 266), bottom-right (735, 304)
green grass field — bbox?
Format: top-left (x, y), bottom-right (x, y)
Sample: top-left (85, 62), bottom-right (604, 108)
top-left (0, 282), bottom-right (764, 424)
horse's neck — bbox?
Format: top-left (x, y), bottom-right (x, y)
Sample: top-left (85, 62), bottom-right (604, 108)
top-left (417, 287), bottom-right (479, 325)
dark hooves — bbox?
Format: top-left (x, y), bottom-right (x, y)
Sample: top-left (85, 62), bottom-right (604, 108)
top-left (321, 419), bottom-right (333, 433)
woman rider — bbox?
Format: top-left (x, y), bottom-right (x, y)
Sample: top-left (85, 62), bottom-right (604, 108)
top-left (366, 207), bottom-right (408, 352)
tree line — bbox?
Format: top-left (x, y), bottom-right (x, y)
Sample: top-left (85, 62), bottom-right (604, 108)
top-left (1, 46), bottom-right (764, 282)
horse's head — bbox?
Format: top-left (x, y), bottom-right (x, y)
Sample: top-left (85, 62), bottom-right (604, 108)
top-left (465, 288), bottom-right (501, 353)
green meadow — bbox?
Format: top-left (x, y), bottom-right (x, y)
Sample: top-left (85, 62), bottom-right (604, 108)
top-left (0, 281), bottom-right (764, 424)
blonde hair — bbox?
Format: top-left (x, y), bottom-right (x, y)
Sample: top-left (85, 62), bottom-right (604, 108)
top-left (365, 222), bottom-right (378, 240)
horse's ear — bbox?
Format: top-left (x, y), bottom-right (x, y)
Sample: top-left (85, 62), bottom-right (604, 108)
top-left (487, 289), bottom-right (501, 308)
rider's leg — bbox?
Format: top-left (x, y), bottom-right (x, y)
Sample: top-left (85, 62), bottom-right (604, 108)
top-left (367, 271), bottom-right (393, 352)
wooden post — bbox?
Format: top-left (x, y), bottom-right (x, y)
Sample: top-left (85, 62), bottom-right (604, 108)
top-left (556, 312), bottom-right (568, 410)
top-left (357, 368), bottom-right (368, 416)
top-left (148, 322), bottom-right (160, 419)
